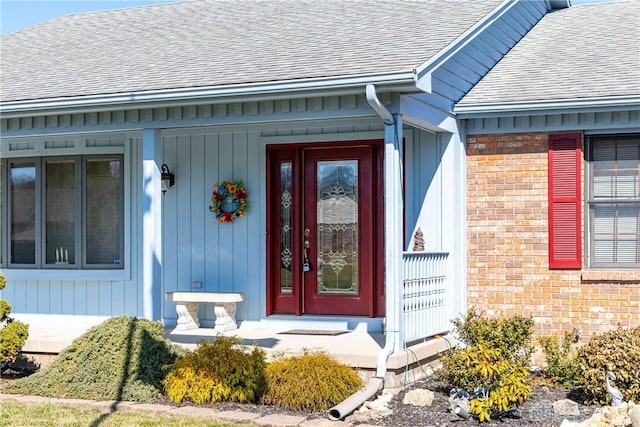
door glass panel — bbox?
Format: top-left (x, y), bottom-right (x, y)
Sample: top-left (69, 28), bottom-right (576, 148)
top-left (46, 160), bottom-right (76, 264)
top-left (10, 163), bottom-right (36, 264)
top-left (316, 160), bottom-right (358, 295)
top-left (280, 162), bottom-right (293, 293)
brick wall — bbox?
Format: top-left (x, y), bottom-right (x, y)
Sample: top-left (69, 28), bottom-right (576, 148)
top-left (466, 132), bottom-right (640, 341)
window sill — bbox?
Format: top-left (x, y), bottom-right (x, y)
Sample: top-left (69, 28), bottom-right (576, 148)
top-left (2, 269), bottom-right (129, 282)
top-left (581, 270), bottom-right (640, 283)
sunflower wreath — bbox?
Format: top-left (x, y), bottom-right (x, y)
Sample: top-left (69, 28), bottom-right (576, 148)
top-left (209, 180), bottom-right (248, 223)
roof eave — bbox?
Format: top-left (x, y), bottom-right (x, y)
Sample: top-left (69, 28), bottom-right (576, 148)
top-left (454, 96), bottom-right (640, 118)
top-left (0, 71), bottom-right (426, 118)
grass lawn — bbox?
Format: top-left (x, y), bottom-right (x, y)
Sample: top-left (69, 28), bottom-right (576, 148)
top-left (0, 402), bottom-right (247, 427)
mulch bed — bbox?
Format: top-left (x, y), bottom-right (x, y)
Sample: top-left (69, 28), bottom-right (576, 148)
top-left (2, 364), bottom-right (596, 426)
top-left (381, 379), bottom-right (594, 427)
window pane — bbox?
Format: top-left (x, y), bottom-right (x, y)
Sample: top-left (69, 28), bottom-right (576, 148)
top-left (46, 161), bottom-right (75, 264)
top-left (10, 163), bottom-right (36, 264)
top-left (0, 162), bottom-right (3, 264)
top-left (86, 158), bottom-right (123, 266)
top-left (589, 136), bottom-right (640, 267)
top-left (591, 203), bottom-right (640, 264)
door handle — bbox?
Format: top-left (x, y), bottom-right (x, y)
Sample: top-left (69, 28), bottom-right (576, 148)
top-left (303, 229), bottom-right (311, 272)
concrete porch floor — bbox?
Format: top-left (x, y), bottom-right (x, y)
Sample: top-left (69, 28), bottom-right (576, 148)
top-left (17, 315), bottom-right (453, 389)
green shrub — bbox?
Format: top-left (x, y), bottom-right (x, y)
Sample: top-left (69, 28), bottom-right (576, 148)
top-left (163, 336), bottom-right (266, 405)
top-left (260, 351), bottom-right (362, 412)
top-left (462, 344), bottom-right (533, 422)
top-left (0, 320), bottom-right (29, 364)
top-left (1, 315), bottom-right (182, 402)
top-left (539, 328), bottom-right (580, 388)
top-left (0, 271), bottom-right (29, 365)
top-left (451, 308), bottom-right (535, 363)
top-left (575, 326), bottom-right (640, 406)
top-left (437, 309), bottom-right (535, 422)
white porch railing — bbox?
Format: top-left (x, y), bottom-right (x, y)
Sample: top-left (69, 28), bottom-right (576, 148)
top-left (402, 251), bottom-right (450, 343)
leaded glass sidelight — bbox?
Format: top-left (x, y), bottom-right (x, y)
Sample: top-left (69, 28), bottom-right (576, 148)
top-left (316, 160), bottom-right (358, 294)
top-left (280, 162), bottom-right (293, 293)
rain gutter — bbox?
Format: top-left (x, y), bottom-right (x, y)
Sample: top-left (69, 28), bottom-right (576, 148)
top-left (454, 96), bottom-right (640, 118)
top-left (0, 71), bottom-right (419, 118)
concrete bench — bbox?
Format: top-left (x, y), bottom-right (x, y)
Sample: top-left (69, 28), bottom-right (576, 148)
top-left (165, 291), bottom-right (244, 332)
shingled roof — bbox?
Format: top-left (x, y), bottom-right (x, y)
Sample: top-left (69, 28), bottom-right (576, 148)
top-left (456, 0), bottom-right (640, 109)
top-left (1, 0), bottom-right (505, 103)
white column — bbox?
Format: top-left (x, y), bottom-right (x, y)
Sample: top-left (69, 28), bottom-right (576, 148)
top-left (142, 129), bottom-right (163, 320)
top-left (384, 114), bottom-right (405, 353)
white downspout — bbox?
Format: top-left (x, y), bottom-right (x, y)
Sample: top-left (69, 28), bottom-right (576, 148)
top-left (366, 84), bottom-right (404, 379)
top-left (327, 84), bottom-right (404, 421)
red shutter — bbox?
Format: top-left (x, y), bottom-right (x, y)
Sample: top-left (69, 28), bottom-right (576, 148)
top-left (548, 133), bottom-right (582, 269)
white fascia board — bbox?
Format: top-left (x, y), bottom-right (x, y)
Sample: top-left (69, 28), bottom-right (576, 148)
top-left (0, 71), bottom-right (422, 118)
top-left (413, 0), bottom-right (528, 80)
top-left (454, 96), bottom-right (640, 118)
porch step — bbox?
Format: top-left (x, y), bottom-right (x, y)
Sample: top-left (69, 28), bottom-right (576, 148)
top-left (251, 316), bottom-right (383, 333)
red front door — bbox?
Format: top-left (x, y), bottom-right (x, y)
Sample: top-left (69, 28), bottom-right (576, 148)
top-left (266, 142), bottom-right (384, 317)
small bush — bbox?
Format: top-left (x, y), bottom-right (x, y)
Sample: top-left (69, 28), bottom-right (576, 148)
top-left (163, 336), bottom-right (266, 405)
top-left (1, 315), bottom-right (182, 402)
top-left (0, 320), bottom-right (29, 364)
top-left (447, 343), bottom-right (533, 422)
top-left (451, 308), bottom-right (535, 363)
top-left (575, 326), bottom-right (640, 406)
top-left (261, 351), bottom-right (363, 412)
top-left (0, 271), bottom-right (29, 365)
top-left (437, 309), bottom-right (535, 422)
top-left (539, 328), bottom-right (580, 388)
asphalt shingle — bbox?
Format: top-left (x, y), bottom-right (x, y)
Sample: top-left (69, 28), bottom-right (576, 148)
top-left (457, 0), bottom-right (640, 106)
top-left (1, 0), bottom-right (504, 102)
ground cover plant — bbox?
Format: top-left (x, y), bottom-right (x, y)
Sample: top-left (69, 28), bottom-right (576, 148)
top-left (0, 271), bottom-right (29, 365)
top-left (1, 315), bottom-right (183, 402)
top-left (163, 336), bottom-right (267, 405)
top-left (260, 351), bottom-right (363, 412)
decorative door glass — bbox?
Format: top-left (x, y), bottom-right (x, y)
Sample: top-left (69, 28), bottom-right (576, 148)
top-left (315, 160), bottom-right (358, 295)
top-left (280, 162), bottom-right (293, 293)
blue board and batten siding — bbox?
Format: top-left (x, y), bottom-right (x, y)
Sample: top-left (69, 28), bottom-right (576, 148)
top-left (0, 93), bottom-right (452, 327)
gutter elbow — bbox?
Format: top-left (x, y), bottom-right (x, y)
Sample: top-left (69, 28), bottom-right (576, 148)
top-left (365, 84), bottom-right (394, 126)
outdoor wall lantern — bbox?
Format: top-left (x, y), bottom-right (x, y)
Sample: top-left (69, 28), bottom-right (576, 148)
top-left (161, 163), bottom-right (175, 194)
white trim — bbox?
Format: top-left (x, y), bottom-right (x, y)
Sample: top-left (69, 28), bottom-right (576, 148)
top-left (454, 96), bottom-right (640, 118)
